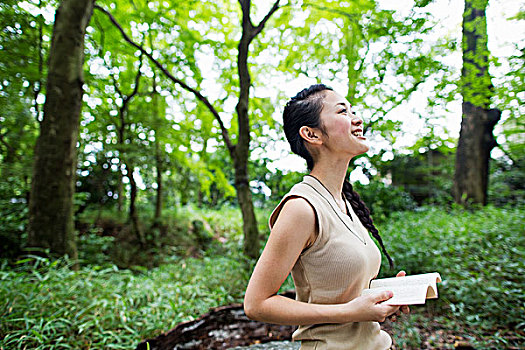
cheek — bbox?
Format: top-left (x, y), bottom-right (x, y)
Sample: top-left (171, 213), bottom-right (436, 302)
top-left (333, 118), bottom-right (351, 135)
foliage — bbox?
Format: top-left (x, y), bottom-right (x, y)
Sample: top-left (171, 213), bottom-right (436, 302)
top-left (378, 205), bottom-right (525, 348)
top-left (493, 38), bottom-right (525, 162)
top-left (0, 196), bottom-right (28, 259)
top-left (353, 181), bottom-right (417, 222)
top-left (375, 147), bottom-right (455, 206)
top-left (488, 156), bottom-right (525, 207)
top-left (1, 206), bottom-right (523, 349)
top-left (0, 252), bottom-right (250, 350)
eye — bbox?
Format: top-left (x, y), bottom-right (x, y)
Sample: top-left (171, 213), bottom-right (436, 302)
top-left (338, 108), bottom-right (348, 114)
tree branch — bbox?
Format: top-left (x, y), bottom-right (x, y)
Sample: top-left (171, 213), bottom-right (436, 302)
top-left (238, 0), bottom-right (254, 31)
top-left (303, 2), bottom-right (359, 20)
top-left (253, 0), bottom-right (280, 36)
top-left (121, 53), bottom-right (144, 116)
top-left (363, 80), bottom-right (424, 135)
top-left (94, 4), bottom-right (235, 153)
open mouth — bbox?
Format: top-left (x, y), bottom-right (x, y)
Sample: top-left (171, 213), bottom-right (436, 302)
top-left (351, 130), bottom-right (364, 137)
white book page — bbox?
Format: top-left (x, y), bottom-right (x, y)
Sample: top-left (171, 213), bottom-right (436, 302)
top-left (362, 284), bottom-right (433, 305)
top-left (362, 272), bottom-right (442, 305)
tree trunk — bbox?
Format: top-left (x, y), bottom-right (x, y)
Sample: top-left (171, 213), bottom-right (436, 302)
top-left (152, 68), bottom-right (162, 226)
top-left (154, 142), bottom-right (163, 225)
top-left (234, 153), bottom-right (259, 259)
top-left (27, 0), bottom-right (94, 259)
top-left (454, 103), bottom-right (500, 205)
top-left (116, 103), bottom-right (126, 214)
top-left (453, 0), bottom-right (500, 205)
top-left (117, 166), bottom-right (124, 213)
top-left (234, 1), bottom-right (259, 259)
top-left (126, 163), bottom-right (145, 245)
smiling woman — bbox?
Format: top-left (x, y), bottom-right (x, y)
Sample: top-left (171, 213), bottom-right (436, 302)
top-left (243, 84), bottom-right (408, 350)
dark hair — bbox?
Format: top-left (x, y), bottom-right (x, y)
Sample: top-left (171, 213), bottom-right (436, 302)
top-left (283, 84), bottom-right (394, 269)
top-left (283, 84), bottom-right (333, 171)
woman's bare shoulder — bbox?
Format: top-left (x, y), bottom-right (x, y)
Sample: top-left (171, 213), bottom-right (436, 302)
top-left (271, 196), bottom-right (317, 243)
top-left (279, 195), bottom-right (316, 219)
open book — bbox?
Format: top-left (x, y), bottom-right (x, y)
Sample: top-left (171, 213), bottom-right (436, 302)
top-left (361, 272), bottom-right (442, 305)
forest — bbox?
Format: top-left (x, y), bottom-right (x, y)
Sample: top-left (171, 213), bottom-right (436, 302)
top-left (0, 0), bottom-right (523, 349)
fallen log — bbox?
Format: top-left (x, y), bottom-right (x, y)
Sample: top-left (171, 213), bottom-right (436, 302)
top-left (136, 291), bottom-right (297, 350)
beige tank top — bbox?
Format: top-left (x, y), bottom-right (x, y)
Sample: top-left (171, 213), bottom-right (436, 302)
top-left (269, 175), bottom-right (392, 350)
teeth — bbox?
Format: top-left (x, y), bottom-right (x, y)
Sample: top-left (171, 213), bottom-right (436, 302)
top-left (352, 131), bottom-right (363, 137)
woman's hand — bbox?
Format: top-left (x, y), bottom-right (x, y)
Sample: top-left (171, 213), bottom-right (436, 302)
top-left (341, 291), bottom-right (400, 323)
top-left (395, 270), bottom-right (410, 315)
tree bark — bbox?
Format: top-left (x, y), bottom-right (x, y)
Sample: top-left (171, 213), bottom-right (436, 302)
top-left (234, 0), bottom-right (280, 259)
top-left (27, 0), bottom-right (95, 259)
top-left (152, 66), bottom-right (163, 227)
top-left (235, 0), bottom-right (258, 259)
top-left (126, 163), bottom-right (145, 245)
top-left (454, 103), bottom-right (500, 205)
top-left (453, 0), bottom-right (501, 205)
top-left (154, 146), bottom-right (163, 225)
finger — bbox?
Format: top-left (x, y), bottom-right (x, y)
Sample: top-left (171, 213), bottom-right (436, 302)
top-left (396, 270), bottom-right (406, 277)
top-left (386, 305), bottom-right (400, 317)
top-left (373, 290), bottom-right (394, 303)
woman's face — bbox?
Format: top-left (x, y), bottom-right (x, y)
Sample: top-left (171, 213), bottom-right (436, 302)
top-left (318, 90), bottom-right (369, 157)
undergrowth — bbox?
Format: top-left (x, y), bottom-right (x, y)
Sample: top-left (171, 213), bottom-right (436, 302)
top-left (378, 205), bottom-right (525, 349)
top-left (0, 252), bottom-right (250, 349)
top-left (0, 205), bottom-right (523, 349)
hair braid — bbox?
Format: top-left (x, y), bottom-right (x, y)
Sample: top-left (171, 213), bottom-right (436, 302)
top-left (342, 180), bottom-right (394, 269)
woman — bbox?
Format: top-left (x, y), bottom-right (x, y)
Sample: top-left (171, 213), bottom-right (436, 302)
top-left (244, 84), bottom-right (409, 349)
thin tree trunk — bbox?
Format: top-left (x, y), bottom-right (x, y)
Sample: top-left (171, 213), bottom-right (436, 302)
top-left (151, 64), bottom-right (162, 226)
top-left (33, 0), bottom-right (44, 121)
top-left (27, 0), bottom-right (95, 259)
top-left (126, 163), bottom-right (145, 245)
top-left (453, 0), bottom-right (501, 205)
top-left (154, 141), bottom-right (163, 225)
top-left (112, 54), bottom-right (143, 215)
top-left (235, 4), bottom-right (259, 258)
top-left (117, 168), bottom-right (124, 213)
top-left (116, 91), bottom-right (126, 215)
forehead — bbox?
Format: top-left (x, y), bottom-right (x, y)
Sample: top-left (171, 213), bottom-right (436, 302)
top-left (322, 90), bottom-right (351, 110)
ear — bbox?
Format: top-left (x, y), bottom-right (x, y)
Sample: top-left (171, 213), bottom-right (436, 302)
top-left (299, 126), bottom-right (323, 146)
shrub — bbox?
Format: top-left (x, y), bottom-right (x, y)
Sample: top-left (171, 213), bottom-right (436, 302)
top-left (353, 181), bottom-right (417, 222)
top-left (378, 205), bottom-right (525, 335)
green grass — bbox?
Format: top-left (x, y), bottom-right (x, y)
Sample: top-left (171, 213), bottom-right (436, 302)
top-left (0, 252), bottom-right (251, 349)
top-left (378, 205), bottom-right (525, 349)
top-left (0, 205), bottom-right (523, 349)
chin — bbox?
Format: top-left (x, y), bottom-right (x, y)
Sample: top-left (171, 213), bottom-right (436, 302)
top-left (356, 142), bottom-right (370, 155)
top-left (357, 147), bottom-right (369, 155)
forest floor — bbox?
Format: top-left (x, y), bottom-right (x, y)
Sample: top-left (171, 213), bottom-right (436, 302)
top-left (1, 205), bottom-right (523, 350)
top-left (139, 301), bottom-right (522, 350)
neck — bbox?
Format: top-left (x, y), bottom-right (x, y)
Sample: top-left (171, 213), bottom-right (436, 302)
top-left (309, 157), bottom-right (352, 201)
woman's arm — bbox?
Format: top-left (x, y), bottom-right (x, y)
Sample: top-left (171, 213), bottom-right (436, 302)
top-left (243, 197), bottom-right (400, 325)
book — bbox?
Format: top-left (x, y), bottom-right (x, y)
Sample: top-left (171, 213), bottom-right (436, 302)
top-left (361, 272), bottom-right (442, 305)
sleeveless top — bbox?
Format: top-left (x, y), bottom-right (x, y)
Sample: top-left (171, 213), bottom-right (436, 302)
top-left (269, 175), bottom-right (392, 350)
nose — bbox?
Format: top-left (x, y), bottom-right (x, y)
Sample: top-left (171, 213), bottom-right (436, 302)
top-left (351, 114), bottom-right (363, 127)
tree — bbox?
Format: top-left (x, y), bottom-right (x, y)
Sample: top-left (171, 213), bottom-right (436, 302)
top-left (453, 0), bottom-right (501, 205)
top-left (27, 0), bottom-right (95, 258)
top-left (95, 0), bottom-right (280, 258)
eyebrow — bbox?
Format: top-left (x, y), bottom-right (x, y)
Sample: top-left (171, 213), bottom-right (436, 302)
top-left (335, 102), bottom-right (351, 109)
